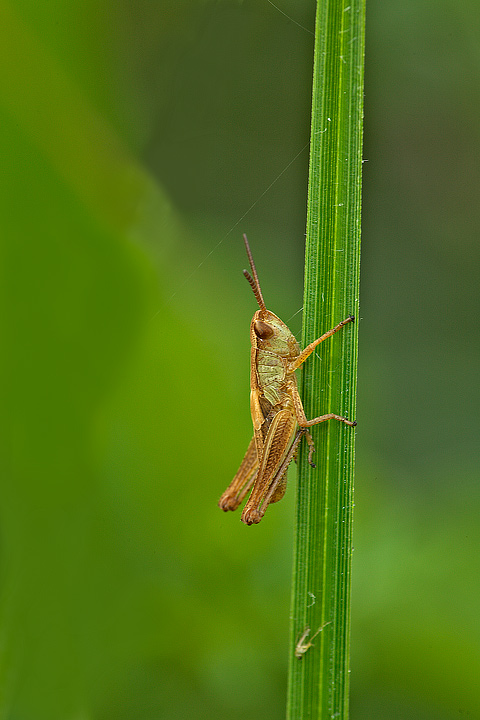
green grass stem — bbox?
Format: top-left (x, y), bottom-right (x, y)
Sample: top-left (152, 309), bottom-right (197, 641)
top-left (287, 1), bottom-right (365, 718)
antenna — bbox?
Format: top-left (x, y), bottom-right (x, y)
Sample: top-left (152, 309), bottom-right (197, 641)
top-left (243, 234), bottom-right (266, 311)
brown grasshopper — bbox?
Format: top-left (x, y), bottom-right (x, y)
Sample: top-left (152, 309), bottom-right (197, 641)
top-left (219, 235), bottom-right (356, 525)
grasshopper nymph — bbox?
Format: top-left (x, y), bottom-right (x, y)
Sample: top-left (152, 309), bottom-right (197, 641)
top-left (219, 235), bottom-right (356, 525)
top-left (294, 622), bottom-right (332, 659)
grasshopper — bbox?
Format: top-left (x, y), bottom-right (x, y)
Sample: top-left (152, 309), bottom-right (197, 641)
top-left (219, 235), bottom-right (356, 525)
top-left (294, 622), bottom-right (332, 659)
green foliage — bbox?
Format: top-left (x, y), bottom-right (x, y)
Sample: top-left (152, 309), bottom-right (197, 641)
top-left (1, 2), bottom-right (480, 719)
top-left (287, 1), bottom-right (364, 718)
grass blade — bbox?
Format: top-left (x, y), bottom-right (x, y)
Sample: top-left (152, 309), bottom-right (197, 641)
top-left (287, 0), bottom-right (365, 718)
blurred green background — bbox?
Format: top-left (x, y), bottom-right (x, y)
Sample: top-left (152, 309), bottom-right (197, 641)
top-left (1, 1), bottom-right (479, 718)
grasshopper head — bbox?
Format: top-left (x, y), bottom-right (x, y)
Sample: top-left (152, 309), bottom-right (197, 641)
top-left (243, 235), bottom-right (300, 358)
top-left (251, 309), bottom-right (299, 357)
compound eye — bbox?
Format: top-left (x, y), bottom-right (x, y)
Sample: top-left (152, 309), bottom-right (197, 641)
top-left (254, 320), bottom-right (274, 339)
